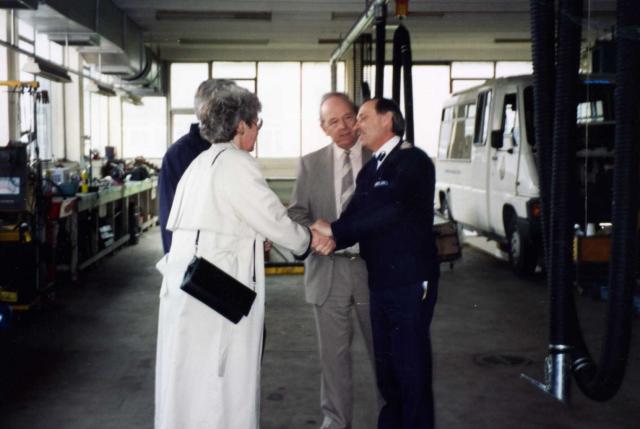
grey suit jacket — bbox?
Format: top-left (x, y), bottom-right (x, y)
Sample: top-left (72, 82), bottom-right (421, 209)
top-left (288, 143), bottom-right (372, 305)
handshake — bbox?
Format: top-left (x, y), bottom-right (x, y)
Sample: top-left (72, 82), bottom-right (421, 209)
top-left (310, 219), bottom-right (335, 256)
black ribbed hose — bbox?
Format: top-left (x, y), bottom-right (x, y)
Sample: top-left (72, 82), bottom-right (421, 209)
top-left (549, 0), bottom-right (583, 349)
top-left (374, 2), bottom-right (387, 98)
top-left (572, 0), bottom-right (640, 400)
top-left (392, 27), bottom-right (402, 105)
top-left (529, 0), bottom-right (555, 269)
top-left (391, 25), bottom-right (415, 143)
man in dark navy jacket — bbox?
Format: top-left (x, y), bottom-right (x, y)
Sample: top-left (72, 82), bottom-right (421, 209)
top-left (158, 123), bottom-right (209, 253)
top-left (158, 79), bottom-right (237, 253)
top-left (312, 98), bottom-right (439, 429)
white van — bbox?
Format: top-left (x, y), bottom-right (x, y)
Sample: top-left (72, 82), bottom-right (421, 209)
top-left (435, 75), bottom-right (615, 275)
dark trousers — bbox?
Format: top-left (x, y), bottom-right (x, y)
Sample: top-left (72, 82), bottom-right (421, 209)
top-left (369, 280), bottom-right (438, 429)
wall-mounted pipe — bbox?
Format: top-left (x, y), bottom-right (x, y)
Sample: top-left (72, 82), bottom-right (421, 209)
top-left (391, 24), bottom-right (414, 143)
top-left (329, 0), bottom-right (388, 91)
top-left (373, 2), bottom-right (387, 98)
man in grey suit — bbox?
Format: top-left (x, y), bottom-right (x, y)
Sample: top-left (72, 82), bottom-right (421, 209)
top-left (289, 92), bottom-right (376, 429)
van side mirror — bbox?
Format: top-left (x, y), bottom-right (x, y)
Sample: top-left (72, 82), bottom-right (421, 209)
top-left (490, 130), bottom-right (503, 149)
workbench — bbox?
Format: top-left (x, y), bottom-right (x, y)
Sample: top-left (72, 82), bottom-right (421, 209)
top-left (52, 178), bottom-right (158, 280)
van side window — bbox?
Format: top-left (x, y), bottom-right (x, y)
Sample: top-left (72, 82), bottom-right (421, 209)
top-left (443, 103), bottom-right (475, 160)
top-left (524, 86), bottom-right (535, 146)
top-left (438, 107), bottom-right (453, 159)
top-left (473, 90), bottom-right (492, 145)
top-left (501, 93), bottom-right (519, 148)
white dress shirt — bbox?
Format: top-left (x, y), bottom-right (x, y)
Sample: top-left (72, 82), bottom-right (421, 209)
top-left (373, 135), bottom-right (401, 169)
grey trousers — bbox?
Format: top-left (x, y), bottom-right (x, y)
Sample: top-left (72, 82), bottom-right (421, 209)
top-left (313, 256), bottom-right (377, 429)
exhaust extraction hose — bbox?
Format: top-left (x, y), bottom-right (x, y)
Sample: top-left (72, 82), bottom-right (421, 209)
top-left (572, 0), bottom-right (640, 400)
top-left (391, 24), bottom-right (415, 143)
top-left (374, 2), bottom-right (387, 98)
top-left (531, 0), bottom-right (639, 402)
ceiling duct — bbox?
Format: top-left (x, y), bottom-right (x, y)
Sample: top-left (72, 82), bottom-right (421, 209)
top-left (47, 33), bottom-right (100, 47)
top-left (15, 1), bottom-right (149, 83)
top-left (120, 48), bottom-right (166, 96)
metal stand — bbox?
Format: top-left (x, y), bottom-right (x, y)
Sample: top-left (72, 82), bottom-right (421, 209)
top-left (521, 344), bottom-right (572, 404)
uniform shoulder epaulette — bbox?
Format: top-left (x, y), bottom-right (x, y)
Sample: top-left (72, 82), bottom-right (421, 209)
top-left (400, 141), bottom-right (413, 149)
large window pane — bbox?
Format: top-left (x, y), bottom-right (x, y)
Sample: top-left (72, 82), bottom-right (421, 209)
top-left (18, 19), bottom-right (34, 41)
top-left (35, 33), bottom-right (50, 59)
top-left (212, 62), bottom-right (256, 79)
top-left (413, 65), bottom-right (451, 157)
top-left (257, 62), bottom-right (300, 158)
top-left (234, 79), bottom-right (255, 93)
top-left (90, 93), bottom-right (109, 157)
top-left (300, 62), bottom-right (341, 155)
top-left (172, 114), bottom-right (197, 143)
top-left (0, 10), bottom-right (7, 42)
top-left (363, 64), bottom-right (393, 99)
top-left (495, 61), bottom-right (533, 78)
top-left (170, 63), bottom-right (208, 109)
top-left (123, 97), bottom-right (167, 158)
top-left (50, 42), bottom-right (63, 65)
top-left (451, 62), bottom-right (494, 79)
top-left (108, 97), bottom-right (122, 158)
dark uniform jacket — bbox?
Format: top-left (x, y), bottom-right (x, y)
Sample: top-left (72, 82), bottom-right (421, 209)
top-left (331, 142), bottom-right (439, 289)
top-left (158, 123), bottom-right (211, 253)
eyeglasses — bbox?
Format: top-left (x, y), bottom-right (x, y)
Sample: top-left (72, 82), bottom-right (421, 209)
top-left (253, 118), bottom-right (263, 130)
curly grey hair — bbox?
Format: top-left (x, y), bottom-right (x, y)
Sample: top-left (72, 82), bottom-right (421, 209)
top-left (194, 79), bottom-right (237, 123)
top-left (198, 82), bottom-right (262, 143)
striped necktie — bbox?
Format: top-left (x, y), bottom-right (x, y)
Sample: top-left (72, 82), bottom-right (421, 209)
top-left (340, 149), bottom-right (354, 213)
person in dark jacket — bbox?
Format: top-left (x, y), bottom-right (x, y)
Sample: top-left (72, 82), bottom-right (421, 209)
top-left (312, 98), bottom-right (439, 429)
top-left (158, 79), bottom-right (236, 253)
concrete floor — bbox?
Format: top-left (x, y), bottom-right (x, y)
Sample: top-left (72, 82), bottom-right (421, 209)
top-left (0, 228), bottom-right (638, 428)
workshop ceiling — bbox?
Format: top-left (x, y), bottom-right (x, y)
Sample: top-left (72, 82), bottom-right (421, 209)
top-left (112, 0), bottom-right (616, 62)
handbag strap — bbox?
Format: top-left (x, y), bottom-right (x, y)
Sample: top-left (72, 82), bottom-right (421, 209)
top-left (194, 148), bottom-right (228, 254)
top-left (193, 148), bottom-right (257, 291)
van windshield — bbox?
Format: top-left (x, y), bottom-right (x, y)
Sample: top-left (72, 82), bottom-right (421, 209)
top-left (524, 81), bottom-right (615, 147)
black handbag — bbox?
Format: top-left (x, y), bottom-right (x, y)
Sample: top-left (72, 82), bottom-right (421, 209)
top-left (180, 240), bottom-right (257, 324)
top-left (177, 148), bottom-right (256, 324)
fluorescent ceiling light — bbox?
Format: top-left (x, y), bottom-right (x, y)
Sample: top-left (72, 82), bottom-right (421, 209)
top-left (0, 0), bottom-right (37, 9)
top-left (22, 58), bottom-right (72, 83)
top-left (88, 81), bottom-right (117, 97)
top-left (157, 10), bottom-right (271, 21)
top-left (331, 11), bottom-right (444, 20)
top-left (178, 38), bottom-right (269, 46)
top-left (122, 92), bottom-right (143, 106)
top-left (494, 38), bottom-right (532, 44)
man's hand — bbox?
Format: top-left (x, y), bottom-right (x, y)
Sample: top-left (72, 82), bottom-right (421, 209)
top-left (311, 219), bottom-right (333, 238)
top-left (263, 239), bottom-right (272, 254)
top-left (311, 229), bottom-right (335, 256)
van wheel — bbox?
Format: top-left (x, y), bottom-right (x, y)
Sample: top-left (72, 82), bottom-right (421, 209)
top-left (507, 217), bottom-right (537, 276)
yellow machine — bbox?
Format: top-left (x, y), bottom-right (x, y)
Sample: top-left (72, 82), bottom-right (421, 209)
top-left (0, 80), bottom-right (48, 323)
